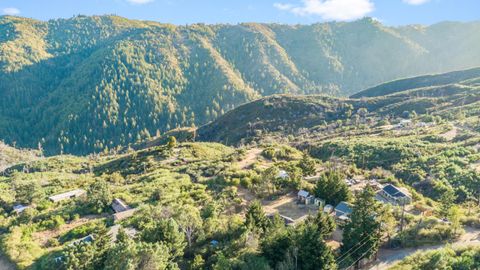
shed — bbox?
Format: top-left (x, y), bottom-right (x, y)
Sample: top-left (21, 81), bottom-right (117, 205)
top-left (297, 190), bottom-right (309, 203)
top-left (49, 189), bottom-right (86, 203)
top-left (111, 198), bottom-right (130, 213)
top-left (323, 204), bottom-right (334, 214)
top-left (69, 234), bottom-right (94, 246)
top-left (13, 204), bottom-right (29, 214)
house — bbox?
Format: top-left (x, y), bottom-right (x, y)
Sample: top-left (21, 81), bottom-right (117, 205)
top-left (334, 202), bottom-right (353, 220)
top-left (378, 184), bottom-right (412, 206)
top-left (12, 204), bottom-right (29, 214)
top-left (113, 208), bottom-right (138, 222)
top-left (49, 189), bottom-right (86, 203)
top-left (278, 170), bottom-right (289, 179)
top-left (297, 190), bottom-right (309, 203)
top-left (111, 198), bottom-right (130, 213)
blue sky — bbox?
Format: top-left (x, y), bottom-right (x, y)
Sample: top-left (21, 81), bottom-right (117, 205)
top-left (0, 0), bottom-right (478, 26)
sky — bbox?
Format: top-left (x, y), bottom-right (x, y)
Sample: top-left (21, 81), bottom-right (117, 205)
top-left (0, 0), bottom-right (478, 26)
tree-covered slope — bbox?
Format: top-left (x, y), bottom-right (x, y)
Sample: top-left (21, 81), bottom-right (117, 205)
top-left (1, 15), bottom-right (480, 154)
top-left (352, 67), bottom-right (480, 98)
top-left (198, 77), bottom-right (480, 145)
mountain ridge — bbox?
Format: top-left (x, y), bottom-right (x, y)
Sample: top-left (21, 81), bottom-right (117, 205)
top-left (2, 15), bottom-right (480, 154)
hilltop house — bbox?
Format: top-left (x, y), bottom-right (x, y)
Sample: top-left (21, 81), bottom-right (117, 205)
top-left (378, 184), bottom-right (412, 206)
top-left (49, 189), bottom-right (86, 203)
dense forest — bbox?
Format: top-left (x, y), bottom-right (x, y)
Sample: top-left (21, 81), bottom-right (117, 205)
top-left (1, 15), bottom-right (480, 154)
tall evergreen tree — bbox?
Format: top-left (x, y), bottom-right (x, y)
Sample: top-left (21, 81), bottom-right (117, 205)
top-left (340, 186), bottom-right (382, 268)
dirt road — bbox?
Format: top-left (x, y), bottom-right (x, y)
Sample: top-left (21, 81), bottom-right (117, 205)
top-left (369, 227), bottom-right (480, 270)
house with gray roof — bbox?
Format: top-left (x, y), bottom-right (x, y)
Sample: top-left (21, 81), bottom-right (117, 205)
top-left (334, 201), bottom-right (353, 221)
top-left (378, 184), bottom-right (412, 206)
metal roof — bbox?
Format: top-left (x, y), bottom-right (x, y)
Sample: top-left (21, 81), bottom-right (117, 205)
top-left (335, 201), bottom-right (352, 216)
top-left (298, 190), bottom-right (309, 197)
top-left (382, 184), bottom-right (409, 198)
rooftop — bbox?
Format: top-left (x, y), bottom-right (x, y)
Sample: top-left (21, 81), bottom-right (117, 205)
top-left (382, 184), bottom-right (410, 198)
top-left (298, 190), bottom-right (309, 197)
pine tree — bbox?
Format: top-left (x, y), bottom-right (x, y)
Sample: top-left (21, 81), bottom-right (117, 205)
top-left (340, 186), bottom-right (381, 268)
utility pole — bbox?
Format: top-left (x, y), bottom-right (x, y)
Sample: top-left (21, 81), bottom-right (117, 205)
top-left (399, 201), bottom-right (406, 246)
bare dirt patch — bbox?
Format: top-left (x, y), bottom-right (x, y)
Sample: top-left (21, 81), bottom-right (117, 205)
top-left (263, 194), bottom-right (317, 220)
top-left (440, 126), bottom-right (458, 141)
top-left (33, 214), bottom-right (107, 247)
top-left (236, 148), bottom-right (263, 169)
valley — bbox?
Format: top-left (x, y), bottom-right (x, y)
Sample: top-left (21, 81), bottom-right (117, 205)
top-left (1, 8), bottom-right (480, 269)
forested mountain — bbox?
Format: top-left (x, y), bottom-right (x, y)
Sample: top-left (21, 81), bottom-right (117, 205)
top-left (1, 15), bottom-right (480, 154)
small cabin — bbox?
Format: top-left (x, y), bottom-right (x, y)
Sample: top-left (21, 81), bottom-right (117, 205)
top-left (297, 190), bottom-right (309, 204)
top-left (49, 189), bottom-right (86, 203)
top-left (314, 198), bottom-right (325, 207)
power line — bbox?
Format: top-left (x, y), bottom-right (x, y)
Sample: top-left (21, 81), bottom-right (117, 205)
top-left (336, 236), bottom-right (373, 266)
top-left (335, 233), bottom-right (372, 263)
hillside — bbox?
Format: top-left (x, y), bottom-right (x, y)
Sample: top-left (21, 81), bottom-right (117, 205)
top-left (352, 67), bottom-right (480, 98)
top-left (1, 15), bottom-right (480, 154)
top-left (0, 142), bottom-right (41, 172)
top-left (198, 70), bottom-right (480, 145)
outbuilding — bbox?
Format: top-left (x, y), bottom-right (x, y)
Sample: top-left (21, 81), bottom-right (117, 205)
top-left (49, 189), bottom-right (86, 203)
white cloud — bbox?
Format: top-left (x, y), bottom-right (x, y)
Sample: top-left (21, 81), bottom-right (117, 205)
top-left (403, 0), bottom-right (430, 5)
top-left (274, 3), bottom-right (295, 10)
top-left (274, 0), bottom-right (374, 21)
top-left (126, 0), bottom-right (154, 5)
top-left (2, 7), bottom-right (20, 16)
